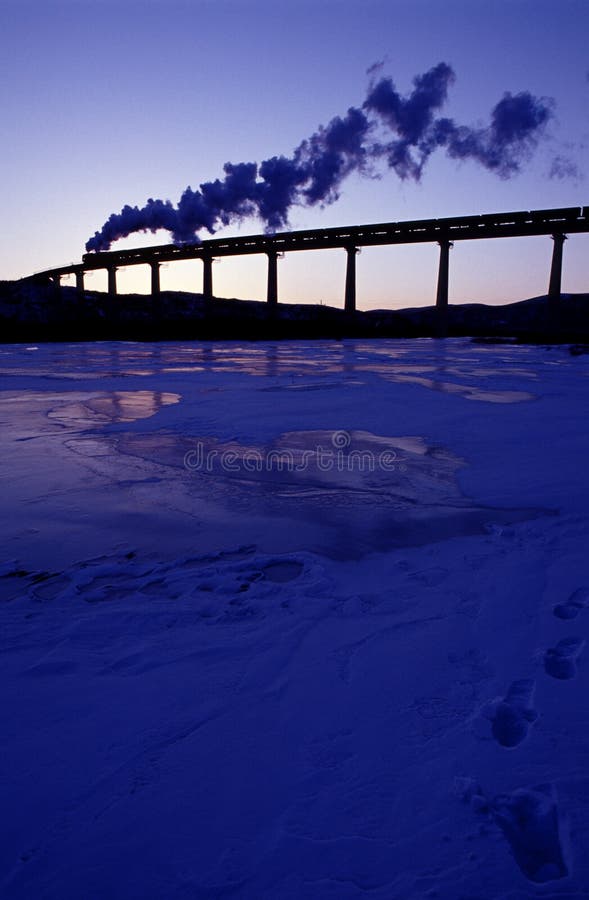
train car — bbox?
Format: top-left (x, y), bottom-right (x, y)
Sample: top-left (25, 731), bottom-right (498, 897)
top-left (477, 211), bottom-right (530, 227)
top-left (528, 207), bottom-right (581, 222)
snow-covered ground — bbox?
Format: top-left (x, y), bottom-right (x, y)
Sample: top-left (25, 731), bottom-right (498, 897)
top-left (1, 338), bottom-right (588, 899)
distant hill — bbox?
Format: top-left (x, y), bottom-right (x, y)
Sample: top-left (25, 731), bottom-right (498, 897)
top-left (1, 278), bottom-right (588, 343)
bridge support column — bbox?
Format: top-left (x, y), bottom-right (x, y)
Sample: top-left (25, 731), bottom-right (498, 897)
top-left (52, 273), bottom-right (61, 299)
top-left (75, 270), bottom-right (85, 300)
top-left (344, 246), bottom-right (358, 313)
top-left (548, 233), bottom-right (566, 302)
top-left (267, 251), bottom-right (278, 306)
top-left (202, 254), bottom-right (213, 300)
top-left (435, 240), bottom-right (452, 338)
top-left (435, 239), bottom-right (452, 310)
top-left (150, 262), bottom-right (160, 298)
top-left (107, 266), bottom-right (117, 298)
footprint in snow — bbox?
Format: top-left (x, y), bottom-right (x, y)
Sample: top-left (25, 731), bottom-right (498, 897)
top-left (458, 779), bottom-right (569, 883)
top-left (553, 587), bottom-right (589, 620)
top-left (492, 784), bottom-right (569, 883)
top-left (482, 679), bottom-right (538, 748)
top-left (544, 637), bottom-right (585, 680)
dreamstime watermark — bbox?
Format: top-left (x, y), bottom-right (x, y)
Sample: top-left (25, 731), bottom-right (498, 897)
top-left (183, 430), bottom-right (406, 475)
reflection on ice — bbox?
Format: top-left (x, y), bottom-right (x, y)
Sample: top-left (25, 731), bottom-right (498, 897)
top-left (3, 339), bottom-right (539, 402)
top-left (381, 373), bottom-right (534, 403)
top-left (0, 339), bottom-right (547, 402)
top-left (48, 390), bottom-right (180, 426)
top-left (115, 429), bottom-right (543, 559)
top-left (0, 389), bottom-right (180, 445)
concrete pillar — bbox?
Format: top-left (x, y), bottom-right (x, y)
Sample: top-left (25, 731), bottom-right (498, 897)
top-left (267, 250), bottom-right (278, 306)
top-left (75, 270), bottom-right (85, 300)
top-left (202, 254), bottom-right (213, 300)
top-left (107, 266), bottom-right (117, 298)
top-left (344, 246), bottom-right (358, 313)
top-left (435, 240), bottom-right (452, 339)
top-left (435, 239), bottom-right (452, 309)
top-left (52, 273), bottom-right (61, 299)
top-left (150, 261), bottom-right (160, 298)
top-left (548, 233), bottom-right (566, 301)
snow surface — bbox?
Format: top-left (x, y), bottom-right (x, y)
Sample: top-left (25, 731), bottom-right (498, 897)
top-left (1, 338), bottom-right (589, 898)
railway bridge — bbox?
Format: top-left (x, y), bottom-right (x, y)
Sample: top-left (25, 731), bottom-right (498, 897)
top-left (34, 206), bottom-right (589, 313)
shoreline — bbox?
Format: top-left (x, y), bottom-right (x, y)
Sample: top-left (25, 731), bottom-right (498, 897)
top-left (1, 280), bottom-right (589, 344)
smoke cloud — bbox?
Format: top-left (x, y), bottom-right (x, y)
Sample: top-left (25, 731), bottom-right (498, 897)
top-left (86, 63), bottom-right (555, 252)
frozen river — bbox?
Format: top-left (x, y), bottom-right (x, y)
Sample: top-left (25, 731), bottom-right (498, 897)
top-left (1, 339), bottom-right (589, 897)
top-left (0, 339), bottom-right (544, 568)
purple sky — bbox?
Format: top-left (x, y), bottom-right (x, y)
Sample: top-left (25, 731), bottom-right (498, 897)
top-left (1, 0), bottom-right (587, 308)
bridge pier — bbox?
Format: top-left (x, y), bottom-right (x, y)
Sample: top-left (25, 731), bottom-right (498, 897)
top-left (267, 250), bottom-right (278, 306)
top-left (548, 233), bottom-right (566, 302)
top-left (344, 246), bottom-right (358, 313)
top-left (202, 254), bottom-right (213, 300)
top-left (150, 262), bottom-right (160, 298)
top-left (75, 270), bottom-right (85, 300)
top-left (107, 266), bottom-right (117, 298)
top-left (435, 240), bottom-right (452, 338)
top-left (435, 240), bottom-right (452, 309)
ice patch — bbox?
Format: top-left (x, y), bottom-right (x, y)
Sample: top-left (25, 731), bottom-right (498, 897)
top-left (48, 390), bottom-right (180, 426)
top-left (117, 429), bottom-right (546, 559)
top-left (382, 372), bottom-right (535, 403)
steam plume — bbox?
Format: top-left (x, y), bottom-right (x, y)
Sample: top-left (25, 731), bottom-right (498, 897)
top-left (86, 63), bottom-right (555, 252)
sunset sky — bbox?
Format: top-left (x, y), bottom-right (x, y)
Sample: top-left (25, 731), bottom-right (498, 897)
top-left (1, 0), bottom-right (587, 308)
